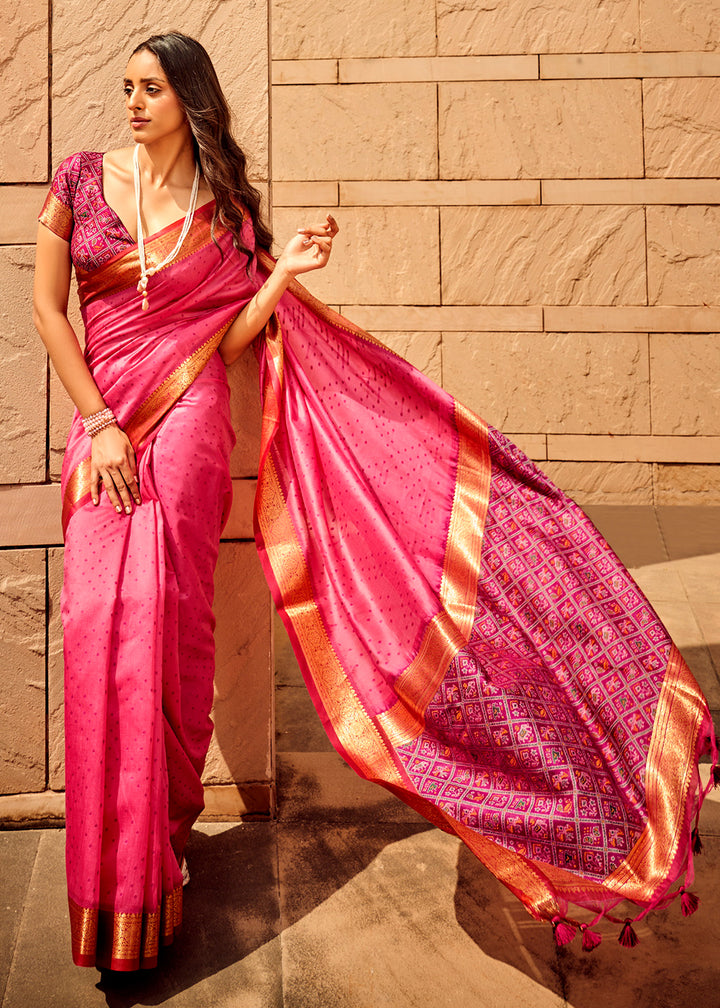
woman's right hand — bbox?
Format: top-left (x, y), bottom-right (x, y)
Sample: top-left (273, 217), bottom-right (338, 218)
top-left (90, 424), bottom-right (141, 513)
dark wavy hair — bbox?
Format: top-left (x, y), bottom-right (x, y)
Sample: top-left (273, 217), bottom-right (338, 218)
top-left (131, 32), bottom-right (272, 263)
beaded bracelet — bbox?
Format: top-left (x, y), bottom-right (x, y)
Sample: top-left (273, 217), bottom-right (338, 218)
top-left (82, 407), bottom-right (117, 438)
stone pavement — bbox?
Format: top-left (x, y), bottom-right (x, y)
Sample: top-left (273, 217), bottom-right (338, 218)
top-left (2, 506), bottom-right (719, 1008)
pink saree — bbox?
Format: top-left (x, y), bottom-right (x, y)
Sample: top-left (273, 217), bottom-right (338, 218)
top-left (253, 251), bottom-right (717, 948)
top-left (42, 149), bottom-right (715, 968)
top-left (41, 158), bottom-right (259, 969)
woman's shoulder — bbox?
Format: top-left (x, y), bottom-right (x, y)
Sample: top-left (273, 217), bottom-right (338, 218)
top-left (54, 150), bottom-right (105, 173)
top-left (50, 150), bottom-right (104, 194)
top-left (102, 147), bottom-right (133, 173)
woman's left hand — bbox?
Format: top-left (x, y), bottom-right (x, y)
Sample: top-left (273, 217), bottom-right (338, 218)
top-left (276, 214), bottom-right (339, 278)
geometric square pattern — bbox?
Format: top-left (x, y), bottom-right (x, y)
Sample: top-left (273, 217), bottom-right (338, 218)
top-left (397, 428), bottom-right (670, 881)
top-left (47, 151), bottom-right (135, 271)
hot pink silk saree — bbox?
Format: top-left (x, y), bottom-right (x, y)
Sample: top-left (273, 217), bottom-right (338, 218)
top-left (41, 173), bottom-right (259, 969)
top-left (253, 251), bottom-right (717, 949)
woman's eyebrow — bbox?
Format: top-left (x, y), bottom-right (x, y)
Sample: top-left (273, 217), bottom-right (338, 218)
top-left (123, 76), bottom-right (166, 84)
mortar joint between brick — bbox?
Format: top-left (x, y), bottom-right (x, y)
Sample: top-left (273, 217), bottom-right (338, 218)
top-left (437, 208), bottom-right (443, 307)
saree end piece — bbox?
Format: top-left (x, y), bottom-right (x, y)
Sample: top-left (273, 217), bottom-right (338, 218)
top-left (69, 886), bottom-right (182, 971)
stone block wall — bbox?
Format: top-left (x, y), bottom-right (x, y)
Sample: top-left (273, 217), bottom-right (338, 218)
top-left (0, 1), bottom-right (273, 820)
top-left (2, 0), bottom-right (719, 818)
top-left (272, 0), bottom-right (720, 505)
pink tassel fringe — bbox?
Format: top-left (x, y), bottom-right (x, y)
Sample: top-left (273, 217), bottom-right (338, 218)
top-left (681, 890), bottom-right (700, 917)
top-left (553, 919), bottom-right (577, 947)
top-left (618, 920), bottom-right (639, 948)
top-left (581, 925), bottom-right (602, 951)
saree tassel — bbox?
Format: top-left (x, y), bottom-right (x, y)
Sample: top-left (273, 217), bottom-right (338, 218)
top-left (692, 827), bottom-right (703, 855)
top-left (580, 925), bottom-right (602, 951)
top-left (552, 918), bottom-right (577, 947)
top-left (618, 919), bottom-right (639, 948)
top-left (680, 889), bottom-right (700, 917)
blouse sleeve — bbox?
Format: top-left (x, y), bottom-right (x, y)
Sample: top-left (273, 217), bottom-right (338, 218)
top-left (38, 153), bottom-right (81, 241)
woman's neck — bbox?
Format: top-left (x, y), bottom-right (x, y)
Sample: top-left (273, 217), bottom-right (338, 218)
top-left (135, 136), bottom-right (197, 189)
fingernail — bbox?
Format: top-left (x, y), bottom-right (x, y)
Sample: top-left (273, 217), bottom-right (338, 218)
top-left (116, 505), bottom-right (122, 513)
top-left (92, 498), bottom-right (98, 506)
top-left (125, 505), bottom-right (132, 514)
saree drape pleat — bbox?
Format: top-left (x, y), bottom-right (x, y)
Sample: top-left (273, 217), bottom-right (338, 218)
top-left (57, 207), bottom-right (257, 970)
top-left (253, 252), bottom-right (716, 937)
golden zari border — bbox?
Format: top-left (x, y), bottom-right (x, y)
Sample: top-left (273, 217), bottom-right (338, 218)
top-left (62, 323), bottom-right (233, 532)
top-left (69, 885), bottom-right (182, 970)
top-left (441, 402), bottom-right (491, 638)
top-left (377, 402), bottom-right (492, 748)
top-left (38, 191), bottom-right (73, 241)
top-left (76, 202), bottom-right (220, 305)
top-left (602, 644), bottom-right (709, 903)
top-left (257, 450), bottom-right (405, 787)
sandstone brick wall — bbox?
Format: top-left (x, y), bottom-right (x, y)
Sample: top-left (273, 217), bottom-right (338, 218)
top-left (0, 1), bottom-right (273, 818)
top-left (271, 0), bottom-right (720, 505)
top-left (2, 0), bottom-right (719, 815)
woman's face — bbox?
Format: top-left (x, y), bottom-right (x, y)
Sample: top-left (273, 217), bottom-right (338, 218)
top-left (123, 48), bottom-right (189, 147)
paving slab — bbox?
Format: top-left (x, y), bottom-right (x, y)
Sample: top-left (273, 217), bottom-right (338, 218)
top-left (275, 685), bottom-right (334, 754)
top-left (584, 505), bottom-right (668, 568)
top-left (691, 600), bottom-right (720, 682)
top-left (277, 751), bottom-right (426, 825)
top-left (629, 561), bottom-right (689, 605)
top-left (278, 825), bottom-right (565, 1008)
top-left (2, 824), bottom-right (282, 1008)
top-left (671, 552), bottom-right (720, 607)
top-left (2, 829), bottom-right (97, 1008)
top-left (558, 837), bottom-right (720, 1008)
top-left (274, 611), bottom-right (303, 688)
top-left (657, 506), bottom-right (720, 561)
top-left (0, 830), bottom-right (40, 1004)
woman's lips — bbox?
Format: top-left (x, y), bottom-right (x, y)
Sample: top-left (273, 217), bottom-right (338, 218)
top-left (130, 119), bottom-right (149, 127)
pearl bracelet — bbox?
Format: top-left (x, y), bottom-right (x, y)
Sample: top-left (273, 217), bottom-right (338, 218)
top-left (82, 407), bottom-right (117, 438)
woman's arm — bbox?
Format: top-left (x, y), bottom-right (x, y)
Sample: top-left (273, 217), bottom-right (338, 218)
top-left (33, 225), bottom-right (141, 513)
top-left (218, 214), bottom-right (338, 366)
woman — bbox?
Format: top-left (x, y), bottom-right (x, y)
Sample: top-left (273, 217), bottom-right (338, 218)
top-left (35, 32), bottom-right (715, 971)
top-left (34, 33), bottom-right (337, 970)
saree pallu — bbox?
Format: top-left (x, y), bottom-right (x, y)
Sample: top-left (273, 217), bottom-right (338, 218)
top-left (59, 206), bottom-right (258, 970)
top-left (253, 251), bottom-right (717, 946)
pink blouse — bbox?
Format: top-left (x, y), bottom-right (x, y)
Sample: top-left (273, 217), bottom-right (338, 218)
top-left (39, 151), bottom-right (135, 272)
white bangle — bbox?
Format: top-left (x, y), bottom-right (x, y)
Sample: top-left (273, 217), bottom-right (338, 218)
top-left (82, 407), bottom-right (117, 438)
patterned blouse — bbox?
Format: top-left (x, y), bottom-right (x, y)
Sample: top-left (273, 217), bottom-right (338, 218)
top-left (39, 151), bottom-right (136, 272)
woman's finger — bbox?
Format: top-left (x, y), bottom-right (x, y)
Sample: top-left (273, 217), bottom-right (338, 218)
top-left (297, 221), bottom-right (336, 236)
top-left (308, 237), bottom-right (332, 255)
top-left (114, 474), bottom-right (135, 515)
top-left (100, 470), bottom-right (124, 514)
top-left (101, 469), bottom-right (135, 515)
top-left (120, 462), bottom-right (141, 505)
top-left (90, 465), bottom-right (101, 507)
